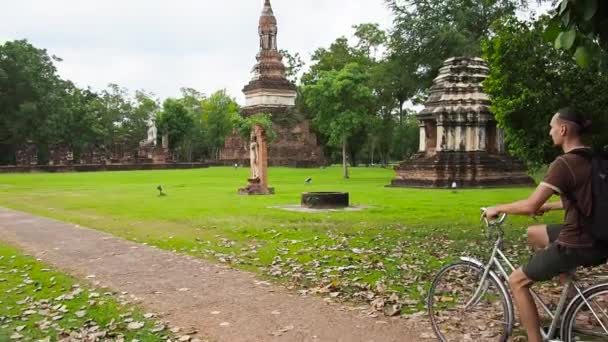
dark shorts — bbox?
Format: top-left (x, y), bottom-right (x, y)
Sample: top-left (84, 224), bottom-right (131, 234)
top-left (523, 224), bottom-right (608, 282)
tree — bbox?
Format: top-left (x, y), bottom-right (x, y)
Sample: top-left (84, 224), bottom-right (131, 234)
top-left (0, 40), bottom-right (65, 164)
top-left (302, 63), bottom-right (375, 178)
top-left (177, 88), bottom-right (206, 161)
top-left (353, 23), bottom-right (387, 59)
top-left (202, 90), bottom-right (239, 159)
top-left (119, 90), bottom-right (157, 151)
top-left (301, 37), bottom-right (370, 85)
top-left (484, 16), bottom-right (608, 167)
top-left (45, 83), bottom-right (104, 161)
top-left (548, 0), bottom-right (608, 67)
top-left (386, 0), bottom-right (525, 88)
top-left (279, 50), bottom-right (305, 84)
top-left (233, 113), bottom-right (277, 143)
top-left (156, 98), bottom-right (194, 152)
top-left (391, 113), bottom-right (420, 161)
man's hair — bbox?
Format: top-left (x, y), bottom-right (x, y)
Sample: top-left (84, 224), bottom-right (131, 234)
top-left (556, 107), bottom-right (592, 135)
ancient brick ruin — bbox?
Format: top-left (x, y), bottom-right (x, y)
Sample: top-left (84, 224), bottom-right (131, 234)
top-left (391, 57), bottom-right (534, 188)
top-left (220, 0), bottom-right (325, 167)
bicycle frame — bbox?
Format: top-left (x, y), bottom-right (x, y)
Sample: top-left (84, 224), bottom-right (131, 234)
top-left (465, 230), bottom-right (608, 341)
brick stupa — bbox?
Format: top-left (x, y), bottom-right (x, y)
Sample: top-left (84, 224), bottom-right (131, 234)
top-left (220, 0), bottom-right (325, 167)
top-left (391, 57), bottom-right (534, 188)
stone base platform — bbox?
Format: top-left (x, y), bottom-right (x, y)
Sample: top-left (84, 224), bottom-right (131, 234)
top-left (238, 178), bottom-right (275, 195)
top-left (390, 152), bottom-right (535, 188)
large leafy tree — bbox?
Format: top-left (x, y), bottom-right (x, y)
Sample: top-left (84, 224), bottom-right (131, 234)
top-left (0, 40), bottom-right (66, 164)
top-left (118, 90), bottom-right (157, 152)
top-left (156, 98), bottom-right (194, 152)
top-left (301, 34), bottom-right (384, 166)
top-left (484, 16), bottom-right (608, 166)
top-left (202, 90), bottom-right (239, 160)
top-left (45, 83), bottom-right (104, 161)
top-left (302, 63), bottom-right (375, 178)
top-left (353, 23), bottom-right (387, 59)
top-left (548, 0), bottom-right (608, 66)
top-left (301, 37), bottom-right (370, 85)
top-left (386, 0), bottom-right (525, 88)
top-left (176, 88), bottom-right (206, 162)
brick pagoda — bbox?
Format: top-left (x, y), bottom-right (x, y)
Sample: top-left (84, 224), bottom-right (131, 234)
top-left (391, 57), bottom-right (534, 188)
top-left (220, 0), bottom-right (325, 167)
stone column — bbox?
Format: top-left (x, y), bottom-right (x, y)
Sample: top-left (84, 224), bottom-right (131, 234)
top-left (256, 125), bottom-right (269, 190)
top-left (496, 127), bottom-right (505, 154)
top-left (449, 125), bottom-right (457, 151)
top-left (478, 124), bottom-right (487, 151)
top-left (239, 124), bottom-right (274, 195)
top-left (455, 126), bottom-right (463, 151)
top-left (419, 125), bottom-right (426, 152)
top-left (436, 115), bottom-right (445, 152)
top-left (162, 134), bottom-right (169, 149)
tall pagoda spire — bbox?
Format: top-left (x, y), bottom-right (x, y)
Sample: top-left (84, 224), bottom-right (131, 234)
top-left (242, 0), bottom-right (296, 110)
top-left (249, 0), bottom-right (288, 81)
top-left (219, 0), bottom-right (326, 168)
top-left (258, 0), bottom-right (277, 51)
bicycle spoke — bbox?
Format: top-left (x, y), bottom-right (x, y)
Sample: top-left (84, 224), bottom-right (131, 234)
top-left (428, 261), bottom-right (511, 341)
top-left (567, 289), bottom-right (608, 341)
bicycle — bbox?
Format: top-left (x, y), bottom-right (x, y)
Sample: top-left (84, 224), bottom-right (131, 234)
top-left (427, 209), bottom-right (608, 341)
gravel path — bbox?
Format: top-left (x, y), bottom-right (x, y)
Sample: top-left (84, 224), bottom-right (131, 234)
top-left (0, 208), bottom-right (428, 342)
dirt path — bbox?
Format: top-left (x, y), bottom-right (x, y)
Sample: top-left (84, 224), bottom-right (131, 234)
top-left (0, 208), bottom-right (429, 342)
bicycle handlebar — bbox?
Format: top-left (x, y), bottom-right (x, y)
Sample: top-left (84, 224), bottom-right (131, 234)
top-left (480, 207), bottom-right (508, 227)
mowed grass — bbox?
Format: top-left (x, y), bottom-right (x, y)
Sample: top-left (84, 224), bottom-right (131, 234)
top-left (0, 167), bottom-right (560, 313)
top-left (0, 243), bottom-right (175, 340)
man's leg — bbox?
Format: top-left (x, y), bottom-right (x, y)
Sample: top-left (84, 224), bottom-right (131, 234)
top-left (509, 268), bottom-right (542, 342)
top-left (528, 225), bottom-right (573, 291)
top-left (527, 224), bottom-right (549, 251)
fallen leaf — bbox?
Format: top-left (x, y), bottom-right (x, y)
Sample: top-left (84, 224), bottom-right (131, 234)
top-left (127, 321), bottom-right (144, 330)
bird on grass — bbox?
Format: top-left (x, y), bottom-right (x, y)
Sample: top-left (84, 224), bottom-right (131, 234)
top-left (157, 185), bottom-right (167, 196)
top-left (304, 177), bottom-right (312, 185)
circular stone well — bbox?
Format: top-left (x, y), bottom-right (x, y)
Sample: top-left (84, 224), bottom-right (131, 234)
top-left (301, 192), bottom-right (349, 209)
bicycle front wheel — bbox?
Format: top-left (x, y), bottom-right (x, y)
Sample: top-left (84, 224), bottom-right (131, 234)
top-left (561, 283), bottom-right (608, 342)
top-left (428, 260), bottom-right (513, 342)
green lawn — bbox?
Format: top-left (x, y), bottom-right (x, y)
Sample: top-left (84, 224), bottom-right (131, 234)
top-left (0, 166), bottom-right (558, 314)
top-left (0, 243), bottom-right (175, 340)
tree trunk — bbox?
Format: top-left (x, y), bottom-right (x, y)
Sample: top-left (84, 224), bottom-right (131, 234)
top-left (342, 137), bottom-right (349, 179)
top-left (370, 143), bottom-right (375, 166)
top-left (398, 100), bottom-right (405, 125)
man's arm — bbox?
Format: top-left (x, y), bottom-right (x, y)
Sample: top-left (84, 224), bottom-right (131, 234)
top-left (487, 185), bottom-right (555, 217)
top-left (540, 200), bottom-right (563, 212)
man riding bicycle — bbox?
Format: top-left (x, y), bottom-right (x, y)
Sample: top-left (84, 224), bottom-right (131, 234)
top-left (484, 107), bottom-right (608, 342)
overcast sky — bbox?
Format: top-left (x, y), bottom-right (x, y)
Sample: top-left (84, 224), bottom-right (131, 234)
top-left (0, 0), bottom-right (394, 104)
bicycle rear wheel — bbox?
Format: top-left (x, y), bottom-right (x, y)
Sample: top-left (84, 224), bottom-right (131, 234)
top-left (561, 283), bottom-right (608, 342)
top-left (428, 260), bottom-right (513, 342)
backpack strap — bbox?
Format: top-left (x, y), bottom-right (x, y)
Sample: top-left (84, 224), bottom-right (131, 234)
top-left (562, 150), bottom-right (594, 235)
top-left (567, 148), bottom-right (593, 160)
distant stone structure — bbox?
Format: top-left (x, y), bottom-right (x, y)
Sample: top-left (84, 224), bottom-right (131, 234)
top-left (391, 57), bottom-right (534, 188)
top-left (15, 144), bottom-right (38, 166)
top-left (239, 124), bottom-right (274, 195)
top-left (220, 0), bottom-right (325, 168)
top-left (137, 118), bottom-right (169, 164)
